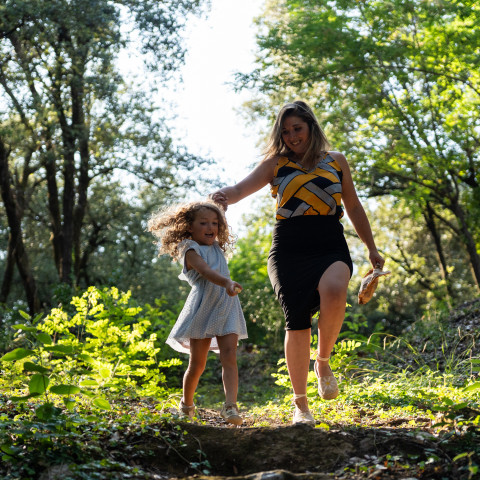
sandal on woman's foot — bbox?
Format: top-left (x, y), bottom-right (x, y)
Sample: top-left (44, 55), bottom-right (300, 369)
top-left (220, 402), bottom-right (243, 426)
top-left (314, 355), bottom-right (339, 400)
top-left (179, 399), bottom-right (195, 419)
top-left (292, 394), bottom-right (315, 426)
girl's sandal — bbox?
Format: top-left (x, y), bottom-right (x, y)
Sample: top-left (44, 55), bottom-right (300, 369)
top-left (314, 355), bottom-right (339, 400)
top-left (179, 399), bottom-right (196, 419)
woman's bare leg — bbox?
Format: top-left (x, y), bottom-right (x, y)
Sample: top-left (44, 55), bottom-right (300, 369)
top-left (316, 261), bottom-right (350, 375)
top-left (285, 328), bottom-right (311, 411)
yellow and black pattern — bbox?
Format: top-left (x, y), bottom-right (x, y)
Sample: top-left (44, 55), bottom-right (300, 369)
top-left (270, 153), bottom-right (344, 220)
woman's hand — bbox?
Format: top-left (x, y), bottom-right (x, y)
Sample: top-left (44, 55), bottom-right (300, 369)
top-left (369, 250), bottom-right (385, 270)
top-left (209, 191), bottom-right (228, 211)
top-left (209, 158), bottom-right (277, 210)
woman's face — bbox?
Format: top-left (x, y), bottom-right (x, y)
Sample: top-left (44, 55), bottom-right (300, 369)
top-left (281, 115), bottom-right (310, 159)
top-left (188, 207), bottom-right (219, 246)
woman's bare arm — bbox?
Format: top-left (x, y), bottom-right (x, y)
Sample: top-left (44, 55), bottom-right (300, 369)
top-left (211, 157), bottom-right (278, 207)
top-left (331, 151), bottom-right (385, 268)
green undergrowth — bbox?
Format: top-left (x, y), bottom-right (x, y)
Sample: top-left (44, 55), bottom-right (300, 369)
top-left (0, 291), bottom-right (479, 479)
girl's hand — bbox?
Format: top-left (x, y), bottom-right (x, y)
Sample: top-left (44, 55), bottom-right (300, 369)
top-left (369, 250), bottom-right (385, 270)
top-left (209, 191), bottom-right (228, 211)
top-left (226, 280), bottom-right (242, 297)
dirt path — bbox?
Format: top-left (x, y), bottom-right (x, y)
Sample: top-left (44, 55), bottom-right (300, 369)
top-left (129, 409), bottom-right (477, 479)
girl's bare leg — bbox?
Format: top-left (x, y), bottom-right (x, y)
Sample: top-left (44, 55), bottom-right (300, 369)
top-left (285, 328), bottom-right (311, 411)
top-left (182, 338), bottom-right (211, 406)
top-left (316, 261), bottom-right (350, 374)
top-left (216, 333), bottom-right (239, 404)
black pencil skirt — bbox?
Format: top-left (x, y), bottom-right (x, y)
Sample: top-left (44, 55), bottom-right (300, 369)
top-left (267, 215), bottom-right (353, 330)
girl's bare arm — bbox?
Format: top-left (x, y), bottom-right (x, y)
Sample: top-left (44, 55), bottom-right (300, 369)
top-left (185, 250), bottom-right (242, 296)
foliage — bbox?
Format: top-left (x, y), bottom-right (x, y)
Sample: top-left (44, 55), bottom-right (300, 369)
top-left (237, 0), bottom-right (480, 305)
top-left (0, 290), bottom-right (479, 478)
top-left (0, 286), bottom-right (182, 419)
top-left (0, 0), bottom-right (212, 311)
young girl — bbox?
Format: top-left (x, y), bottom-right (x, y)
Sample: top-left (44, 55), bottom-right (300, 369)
top-left (147, 200), bottom-right (247, 425)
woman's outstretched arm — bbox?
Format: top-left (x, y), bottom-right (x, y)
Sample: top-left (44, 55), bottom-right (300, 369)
top-left (211, 157), bottom-right (278, 208)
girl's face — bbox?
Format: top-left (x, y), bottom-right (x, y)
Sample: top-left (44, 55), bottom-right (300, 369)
top-left (281, 115), bottom-right (310, 159)
top-left (188, 207), bottom-right (219, 246)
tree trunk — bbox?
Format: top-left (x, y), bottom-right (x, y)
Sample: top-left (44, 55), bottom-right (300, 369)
top-left (44, 147), bottom-right (63, 275)
top-left (451, 198), bottom-right (480, 289)
top-left (72, 61), bottom-right (90, 280)
top-left (423, 202), bottom-right (455, 301)
top-left (0, 237), bottom-right (15, 305)
top-left (0, 138), bottom-right (40, 313)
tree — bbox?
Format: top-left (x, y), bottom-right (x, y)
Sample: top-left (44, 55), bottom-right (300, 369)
top-left (237, 0), bottom-right (480, 297)
top-left (0, 0), bottom-right (210, 312)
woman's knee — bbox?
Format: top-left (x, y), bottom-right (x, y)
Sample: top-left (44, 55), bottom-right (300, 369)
top-left (324, 281), bottom-right (348, 298)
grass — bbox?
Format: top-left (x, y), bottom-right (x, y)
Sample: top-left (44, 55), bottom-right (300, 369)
top-left (1, 354), bottom-right (479, 479)
top-left (1, 300), bottom-right (479, 478)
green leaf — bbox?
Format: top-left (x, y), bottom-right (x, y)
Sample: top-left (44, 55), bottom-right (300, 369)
top-left (1, 348), bottom-right (34, 362)
top-left (11, 324), bottom-right (37, 333)
top-left (80, 379), bottom-right (99, 387)
top-left (453, 452), bottom-right (471, 462)
top-left (99, 367), bottom-right (111, 379)
top-left (35, 403), bottom-right (61, 421)
top-left (80, 390), bottom-right (95, 398)
top-left (36, 333), bottom-right (53, 345)
top-left (19, 310), bottom-right (31, 321)
top-left (0, 443), bottom-right (16, 456)
top-left (79, 353), bottom-right (94, 364)
top-left (50, 385), bottom-right (81, 395)
top-left (93, 397), bottom-right (111, 410)
top-left (463, 382), bottom-right (480, 392)
top-left (44, 345), bottom-right (74, 354)
top-left (29, 374), bottom-right (49, 394)
top-left (63, 397), bottom-right (76, 411)
top-left (10, 393), bottom-right (41, 402)
top-left (23, 362), bottom-right (49, 374)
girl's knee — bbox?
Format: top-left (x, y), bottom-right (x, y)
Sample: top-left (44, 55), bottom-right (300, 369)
top-left (219, 348), bottom-right (237, 367)
top-left (188, 358), bottom-right (207, 376)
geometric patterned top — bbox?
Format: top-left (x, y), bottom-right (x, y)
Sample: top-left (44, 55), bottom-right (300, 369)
top-left (270, 153), bottom-right (344, 220)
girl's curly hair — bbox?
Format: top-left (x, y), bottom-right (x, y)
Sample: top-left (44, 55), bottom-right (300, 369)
top-left (147, 200), bottom-right (235, 260)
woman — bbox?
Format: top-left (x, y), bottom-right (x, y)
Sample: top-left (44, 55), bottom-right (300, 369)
top-left (211, 101), bottom-right (384, 425)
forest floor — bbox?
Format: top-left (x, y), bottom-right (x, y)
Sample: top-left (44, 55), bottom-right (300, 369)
top-left (135, 414), bottom-right (478, 480)
top-left (2, 300), bottom-right (479, 480)
top-left (124, 299), bottom-right (480, 480)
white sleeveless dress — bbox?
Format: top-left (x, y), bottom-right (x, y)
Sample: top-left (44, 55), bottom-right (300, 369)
top-left (166, 239), bottom-right (247, 354)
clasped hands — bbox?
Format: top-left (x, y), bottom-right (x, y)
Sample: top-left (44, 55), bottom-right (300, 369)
top-left (209, 191), bottom-right (228, 211)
